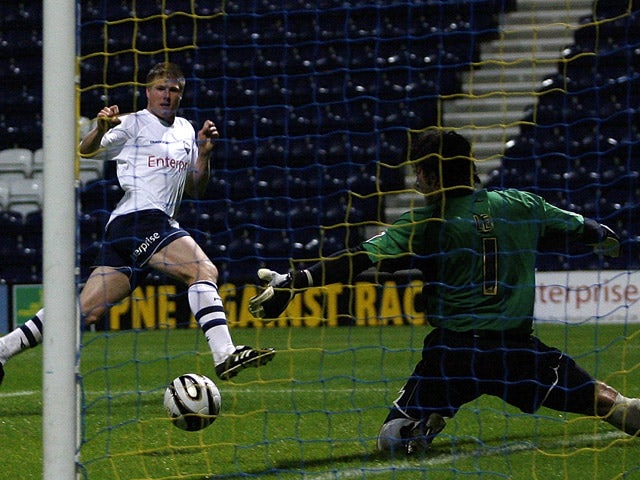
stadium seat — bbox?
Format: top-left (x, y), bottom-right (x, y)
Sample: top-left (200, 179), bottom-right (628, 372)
top-left (0, 111), bottom-right (43, 150)
top-left (319, 226), bottom-right (363, 255)
top-left (228, 171), bottom-right (258, 200)
top-left (0, 148), bottom-right (32, 180)
top-left (78, 53), bottom-right (107, 88)
top-left (22, 210), bottom-right (42, 252)
top-left (202, 175), bottom-right (229, 200)
top-left (6, 0), bottom-right (638, 280)
top-left (3, 84), bottom-right (41, 114)
top-left (80, 178), bottom-right (123, 214)
top-left (195, 233), bottom-right (226, 262)
top-left (0, 178), bottom-right (10, 210)
top-left (31, 148), bottom-right (43, 174)
top-left (79, 211), bottom-right (109, 248)
top-left (0, 54), bottom-right (41, 86)
top-left (192, 19), bottom-right (224, 45)
top-left (0, 210), bottom-right (23, 256)
top-left (78, 158), bottom-right (105, 185)
top-left (135, 18), bottom-right (167, 51)
top-left (100, 84), bottom-right (140, 113)
top-left (7, 177), bottom-right (42, 217)
top-left (0, 247), bottom-right (41, 284)
top-left (1, 1), bottom-right (41, 28)
top-left (290, 199), bottom-right (322, 228)
top-left (594, 1), bottom-right (640, 20)
top-left (227, 231), bottom-right (265, 268)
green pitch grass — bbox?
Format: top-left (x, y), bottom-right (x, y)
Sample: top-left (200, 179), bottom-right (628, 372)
top-left (2, 323), bottom-right (640, 480)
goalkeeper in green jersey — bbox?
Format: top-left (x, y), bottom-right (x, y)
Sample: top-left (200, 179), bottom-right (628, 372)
top-left (248, 128), bottom-right (640, 455)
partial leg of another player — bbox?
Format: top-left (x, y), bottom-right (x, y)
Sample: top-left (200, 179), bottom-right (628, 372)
top-left (0, 310), bottom-right (44, 386)
top-left (595, 381), bottom-right (640, 435)
top-left (0, 266), bottom-right (131, 386)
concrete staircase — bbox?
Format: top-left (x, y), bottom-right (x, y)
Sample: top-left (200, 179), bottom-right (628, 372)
top-left (384, 0), bottom-right (594, 219)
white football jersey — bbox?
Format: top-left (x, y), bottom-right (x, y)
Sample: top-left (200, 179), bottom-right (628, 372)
top-left (100, 109), bottom-right (198, 224)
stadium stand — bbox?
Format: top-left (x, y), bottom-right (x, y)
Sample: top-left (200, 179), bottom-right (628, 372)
top-left (0, 1), bottom-right (638, 283)
top-left (7, 177), bottom-right (43, 218)
top-left (485, 2), bottom-right (640, 270)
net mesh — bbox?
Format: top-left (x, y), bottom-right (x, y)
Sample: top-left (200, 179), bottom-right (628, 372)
top-left (74, 0), bottom-right (639, 478)
top-left (1, 0), bottom-right (640, 478)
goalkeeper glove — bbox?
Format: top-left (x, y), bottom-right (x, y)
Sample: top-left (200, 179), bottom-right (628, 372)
top-left (248, 268), bottom-right (313, 319)
top-left (588, 223), bottom-right (620, 258)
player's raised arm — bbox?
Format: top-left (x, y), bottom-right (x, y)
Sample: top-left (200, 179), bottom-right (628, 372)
top-left (79, 105), bottom-right (122, 156)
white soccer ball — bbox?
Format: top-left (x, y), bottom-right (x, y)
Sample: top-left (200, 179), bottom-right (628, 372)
top-left (164, 373), bottom-right (221, 431)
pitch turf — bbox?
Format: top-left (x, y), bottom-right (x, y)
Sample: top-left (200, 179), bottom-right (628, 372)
top-left (2, 323), bottom-right (640, 479)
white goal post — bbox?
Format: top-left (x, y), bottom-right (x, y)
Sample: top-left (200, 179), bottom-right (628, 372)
top-left (42, 0), bottom-right (79, 478)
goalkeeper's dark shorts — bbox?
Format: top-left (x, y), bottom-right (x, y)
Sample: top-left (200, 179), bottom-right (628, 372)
top-left (388, 327), bottom-right (597, 421)
top-left (90, 209), bottom-right (189, 287)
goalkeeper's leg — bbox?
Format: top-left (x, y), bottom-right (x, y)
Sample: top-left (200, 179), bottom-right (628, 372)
top-left (606, 394), bottom-right (640, 435)
top-left (596, 381), bottom-right (640, 435)
top-left (560, 379), bottom-right (640, 435)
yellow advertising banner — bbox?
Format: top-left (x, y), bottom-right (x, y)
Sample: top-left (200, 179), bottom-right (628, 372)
top-left (11, 270), bottom-right (639, 330)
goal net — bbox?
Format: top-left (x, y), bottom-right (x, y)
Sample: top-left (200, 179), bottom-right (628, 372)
top-left (70, 1), bottom-right (640, 478)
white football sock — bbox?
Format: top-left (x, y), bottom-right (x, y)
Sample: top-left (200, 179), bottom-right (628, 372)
top-left (188, 281), bottom-right (235, 365)
top-left (0, 309), bottom-right (44, 365)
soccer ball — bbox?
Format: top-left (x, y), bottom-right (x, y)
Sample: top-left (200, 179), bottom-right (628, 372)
top-left (164, 373), bottom-right (221, 431)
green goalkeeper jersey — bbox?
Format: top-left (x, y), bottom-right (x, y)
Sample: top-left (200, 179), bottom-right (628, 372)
top-left (361, 188), bottom-right (585, 333)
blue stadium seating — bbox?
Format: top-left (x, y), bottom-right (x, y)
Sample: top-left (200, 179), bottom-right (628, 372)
top-left (22, 210), bottom-right (42, 253)
top-left (594, 0), bottom-right (640, 20)
top-left (0, 248), bottom-right (41, 284)
top-left (3, 1), bottom-right (638, 280)
top-left (80, 178), bottom-right (123, 214)
top-left (488, 4), bottom-right (640, 269)
top-left (0, 210), bottom-right (23, 256)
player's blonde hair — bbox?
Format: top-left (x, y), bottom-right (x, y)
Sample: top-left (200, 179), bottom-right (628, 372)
top-left (146, 62), bottom-right (186, 91)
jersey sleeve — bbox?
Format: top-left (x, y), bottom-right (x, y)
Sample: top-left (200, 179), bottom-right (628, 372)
top-left (505, 190), bottom-right (585, 238)
top-left (360, 208), bottom-right (432, 263)
top-left (100, 115), bottom-right (134, 155)
top-left (536, 194), bottom-right (584, 235)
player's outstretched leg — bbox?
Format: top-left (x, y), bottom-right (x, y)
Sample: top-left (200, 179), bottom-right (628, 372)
top-left (377, 413), bottom-right (446, 455)
top-left (215, 345), bottom-right (276, 380)
top-left (605, 393), bottom-right (640, 435)
top-left (188, 281), bottom-right (276, 380)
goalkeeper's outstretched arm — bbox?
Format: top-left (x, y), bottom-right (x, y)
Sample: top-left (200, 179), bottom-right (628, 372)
top-left (248, 246), bottom-right (374, 319)
top-left (305, 246), bottom-right (375, 286)
top-left (538, 217), bottom-right (621, 258)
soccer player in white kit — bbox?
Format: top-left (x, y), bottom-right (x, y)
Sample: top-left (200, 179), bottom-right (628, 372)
top-left (0, 62), bottom-right (275, 383)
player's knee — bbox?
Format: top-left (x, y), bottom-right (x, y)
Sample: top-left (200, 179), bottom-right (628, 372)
top-left (192, 260), bottom-right (219, 284)
top-left (82, 305), bottom-right (107, 325)
top-left (180, 259), bottom-right (219, 286)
